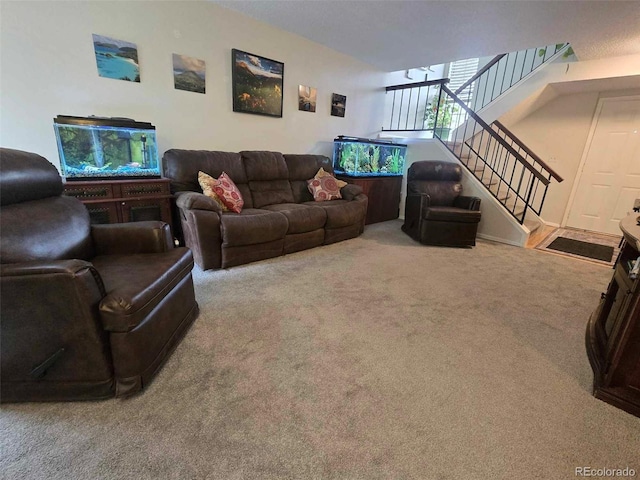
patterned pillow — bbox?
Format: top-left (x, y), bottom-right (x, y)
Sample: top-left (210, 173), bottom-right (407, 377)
top-left (212, 172), bottom-right (244, 213)
top-left (307, 173), bottom-right (342, 201)
top-left (315, 167), bottom-right (347, 188)
top-left (198, 171), bottom-right (229, 211)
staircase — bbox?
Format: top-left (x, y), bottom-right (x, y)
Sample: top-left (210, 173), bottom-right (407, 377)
top-left (382, 43), bottom-right (567, 231)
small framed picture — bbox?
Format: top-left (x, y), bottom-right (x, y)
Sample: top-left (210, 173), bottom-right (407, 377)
top-left (331, 93), bottom-right (346, 117)
top-left (232, 49), bottom-right (284, 117)
top-left (298, 85), bottom-right (317, 112)
top-left (173, 54), bottom-right (205, 94)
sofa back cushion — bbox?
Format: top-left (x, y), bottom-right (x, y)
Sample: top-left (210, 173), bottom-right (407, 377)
top-left (241, 151), bottom-right (294, 208)
top-left (162, 149), bottom-right (253, 208)
top-left (283, 154), bottom-right (333, 203)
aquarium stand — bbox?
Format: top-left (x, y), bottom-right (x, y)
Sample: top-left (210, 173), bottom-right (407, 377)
top-left (63, 178), bottom-right (173, 232)
top-left (336, 175), bottom-right (402, 225)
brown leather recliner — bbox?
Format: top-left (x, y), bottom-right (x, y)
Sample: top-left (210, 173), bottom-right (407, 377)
top-left (0, 148), bottom-right (199, 402)
top-left (402, 161), bottom-right (481, 247)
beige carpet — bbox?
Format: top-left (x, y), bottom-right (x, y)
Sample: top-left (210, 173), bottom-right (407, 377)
top-left (2, 220), bottom-right (639, 480)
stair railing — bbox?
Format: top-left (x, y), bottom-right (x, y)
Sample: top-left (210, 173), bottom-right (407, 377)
top-left (455, 43), bottom-right (571, 111)
top-left (435, 85), bottom-right (557, 224)
top-left (383, 78), bottom-right (449, 132)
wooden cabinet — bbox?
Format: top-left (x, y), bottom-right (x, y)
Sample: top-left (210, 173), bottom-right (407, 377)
top-left (336, 175), bottom-right (402, 225)
top-left (63, 178), bottom-right (173, 232)
top-left (586, 214), bottom-right (640, 418)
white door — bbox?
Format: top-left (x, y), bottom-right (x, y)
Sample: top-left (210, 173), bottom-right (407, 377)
top-left (567, 97), bottom-right (640, 235)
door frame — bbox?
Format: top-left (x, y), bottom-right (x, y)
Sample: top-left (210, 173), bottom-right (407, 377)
top-left (562, 94), bottom-right (640, 230)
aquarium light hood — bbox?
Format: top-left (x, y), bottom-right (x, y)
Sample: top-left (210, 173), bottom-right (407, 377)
top-left (334, 135), bottom-right (407, 147)
top-left (54, 115), bottom-right (155, 130)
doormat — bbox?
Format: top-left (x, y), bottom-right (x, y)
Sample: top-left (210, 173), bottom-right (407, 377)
top-left (535, 227), bottom-right (622, 267)
top-left (546, 237), bottom-right (614, 262)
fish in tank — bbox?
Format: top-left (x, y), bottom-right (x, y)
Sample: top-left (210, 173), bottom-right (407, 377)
top-left (53, 115), bottom-right (161, 180)
top-left (333, 136), bottom-right (407, 177)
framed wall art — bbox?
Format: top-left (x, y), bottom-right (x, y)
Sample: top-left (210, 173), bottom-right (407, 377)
top-left (331, 93), bottom-right (346, 117)
top-left (232, 49), bottom-right (284, 117)
top-left (173, 54), bottom-right (205, 94)
top-left (298, 85), bottom-right (317, 112)
top-left (92, 34), bottom-right (140, 82)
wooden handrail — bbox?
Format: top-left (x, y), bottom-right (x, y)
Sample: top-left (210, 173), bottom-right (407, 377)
top-left (493, 120), bottom-right (564, 183)
top-left (441, 86), bottom-right (550, 185)
top-left (386, 78), bottom-right (449, 92)
top-left (454, 54), bottom-right (506, 95)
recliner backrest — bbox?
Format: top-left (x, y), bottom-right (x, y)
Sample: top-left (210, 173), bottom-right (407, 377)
top-left (241, 151), bottom-right (294, 208)
top-left (0, 148), bottom-right (94, 263)
top-left (407, 161), bottom-right (463, 206)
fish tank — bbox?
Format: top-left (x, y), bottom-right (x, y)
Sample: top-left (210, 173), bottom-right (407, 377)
top-left (333, 136), bottom-right (407, 177)
top-left (53, 115), bottom-right (161, 180)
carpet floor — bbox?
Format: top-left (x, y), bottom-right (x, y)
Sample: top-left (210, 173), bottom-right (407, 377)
top-left (1, 220), bottom-right (639, 480)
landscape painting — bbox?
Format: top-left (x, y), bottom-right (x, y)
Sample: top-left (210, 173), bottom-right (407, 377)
top-left (92, 34), bottom-right (140, 82)
top-left (331, 93), bottom-right (346, 117)
top-left (298, 85), bottom-right (317, 112)
top-left (232, 49), bottom-right (283, 117)
top-left (173, 54), bottom-right (205, 94)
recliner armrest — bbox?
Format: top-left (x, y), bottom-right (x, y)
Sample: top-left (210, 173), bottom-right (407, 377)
top-left (176, 191), bottom-right (222, 213)
top-left (454, 195), bottom-right (481, 211)
top-left (340, 184), bottom-right (363, 201)
top-left (92, 222), bottom-right (173, 255)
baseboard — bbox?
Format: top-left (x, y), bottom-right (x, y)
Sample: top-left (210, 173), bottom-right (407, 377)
top-left (544, 221), bottom-right (561, 228)
top-left (477, 232), bottom-right (525, 247)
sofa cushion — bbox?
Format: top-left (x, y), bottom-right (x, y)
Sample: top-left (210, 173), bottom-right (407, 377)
top-left (303, 199), bottom-right (364, 229)
top-left (211, 172), bottom-right (244, 213)
top-left (307, 175), bottom-right (342, 201)
top-left (262, 203), bottom-right (327, 234)
top-left (284, 154), bottom-right (333, 203)
top-left (93, 248), bottom-right (194, 332)
top-left (242, 151), bottom-right (294, 208)
top-left (220, 209), bottom-right (288, 247)
top-left (162, 150), bottom-right (253, 209)
top-left (423, 206), bottom-right (481, 223)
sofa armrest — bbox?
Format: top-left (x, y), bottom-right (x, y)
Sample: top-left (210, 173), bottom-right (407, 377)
top-left (92, 222), bottom-right (173, 255)
top-left (176, 191), bottom-right (222, 213)
top-left (340, 184), bottom-right (363, 201)
top-left (454, 195), bottom-right (481, 211)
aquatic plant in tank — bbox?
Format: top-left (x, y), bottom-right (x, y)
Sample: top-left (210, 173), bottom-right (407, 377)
top-left (53, 115), bottom-right (161, 180)
top-left (333, 136), bottom-right (407, 177)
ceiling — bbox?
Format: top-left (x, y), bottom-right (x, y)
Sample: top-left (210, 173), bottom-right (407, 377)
top-left (213, 0), bottom-right (640, 72)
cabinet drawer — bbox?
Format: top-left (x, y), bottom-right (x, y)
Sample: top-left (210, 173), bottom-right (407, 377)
top-left (64, 184), bottom-right (114, 200)
top-left (119, 181), bottom-right (170, 198)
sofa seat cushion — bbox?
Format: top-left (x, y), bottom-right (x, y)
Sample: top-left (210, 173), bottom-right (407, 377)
top-left (220, 208), bottom-right (288, 247)
top-left (92, 248), bottom-right (194, 332)
top-left (261, 203), bottom-right (327, 234)
top-left (423, 206), bottom-right (481, 223)
top-left (303, 199), bottom-right (364, 229)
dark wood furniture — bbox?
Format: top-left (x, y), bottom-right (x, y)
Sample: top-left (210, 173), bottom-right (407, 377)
top-left (336, 175), bottom-right (402, 225)
top-left (586, 213), bottom-right (640, 418)
top-left (63, 178), bottom-right (173, 232)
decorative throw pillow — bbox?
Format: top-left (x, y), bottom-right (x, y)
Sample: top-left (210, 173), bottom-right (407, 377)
top-left (198, 171), bottom-right (229, 211)
top-left (212, 172), bottom-right (244, 213)
top-left (315, 167), bottom-right (347, 188)
top-left (307, 172), bottom-right (342, 201)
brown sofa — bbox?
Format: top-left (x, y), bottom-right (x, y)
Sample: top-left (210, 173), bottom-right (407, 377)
top-left (0, 148), bottom-right (199, 402)
top-left (162, 150), bottom-right (368, 270)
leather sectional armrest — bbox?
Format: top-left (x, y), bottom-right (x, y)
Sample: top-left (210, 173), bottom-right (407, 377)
top-left (340, 184), bottom-right (363, 201)
top-left (92, 222), bottom-right (173, 255)
top-left (454, 195), bottom-right (481, 211)
top-left (176, 191), bottom-right (222, 213)
top-left (0, 259), bottom-right (95, 277)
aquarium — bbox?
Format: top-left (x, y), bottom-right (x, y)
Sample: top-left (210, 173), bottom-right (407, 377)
top-left (333, 136), bottom-right (407, 177)
top-left (53, 115), bottom-right (161, 180)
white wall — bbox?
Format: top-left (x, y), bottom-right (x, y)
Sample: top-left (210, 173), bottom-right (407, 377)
top-left (505, 88), bottom-right (640, 226)
top-left (0, 1), bottom-right (387, 172)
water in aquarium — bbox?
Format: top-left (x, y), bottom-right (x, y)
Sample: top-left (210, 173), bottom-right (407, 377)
top-left (53, 116), bottom-right (160, 180)
top-left (333, 136), bottom-right (407, 177)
